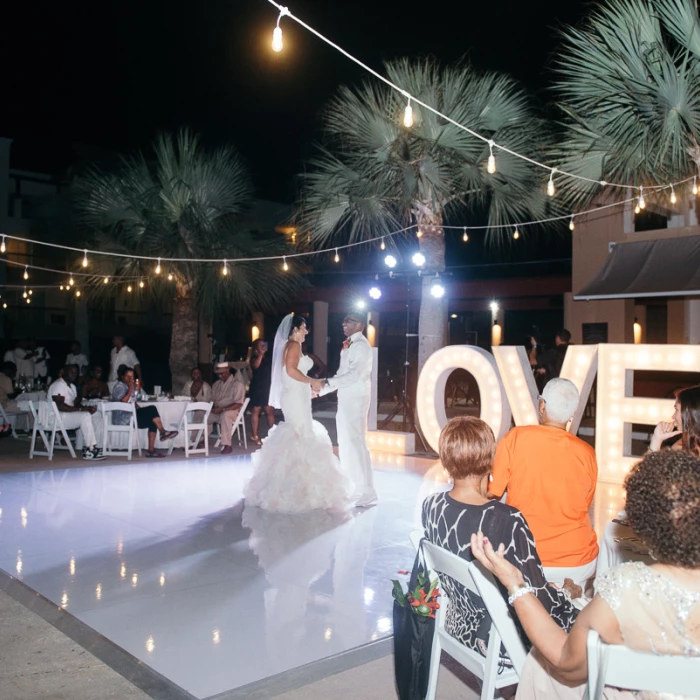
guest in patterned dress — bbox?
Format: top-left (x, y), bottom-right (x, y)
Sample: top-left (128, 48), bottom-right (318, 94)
top-left (422, 416), bottom-right (579, 665)
top-left (470, 449), bottom-right (700, 699)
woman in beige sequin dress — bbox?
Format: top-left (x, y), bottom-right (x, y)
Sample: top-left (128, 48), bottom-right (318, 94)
top-left (471, 450), bottom-right (700, 700)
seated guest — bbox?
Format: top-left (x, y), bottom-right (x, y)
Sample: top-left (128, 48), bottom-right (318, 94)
top-left (183, 367), bottom-right (212, 402)
top-left (81, 365), bottom-right (110, 399)
top-left (649, 384), bottom-right (700, 456)
top-left (49, 365), bottom-right (104, 460)
top-left (208, 362), bottom-right (245, 455)
top-left (489, 378), bottom-right (598, 587)
top-left (111, 365), bottom-right (177, 458)
top-left (423, 416), bottom-right (578, 664)
top-left (471, 449), bottom-right (700, 699)
top-left (66, 340), bottom-right (89, 377)
top-left (0, 361), bottom-right (20, 412)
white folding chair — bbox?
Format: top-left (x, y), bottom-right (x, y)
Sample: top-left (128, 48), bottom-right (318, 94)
top-left (168, 401), bottom-right (213, 457)
top-left (587, 629), bottom-right (700, 700)
top-left (0, 402), bottom-right (25, 439)
top-left (28, 401), bottom-right (77, 460)
top-left (101, 402), bottom-right (141, 460)
top-left (409, 530), bottom-right (527, 700)
top-left (214, 397), bottom-right (250, 450)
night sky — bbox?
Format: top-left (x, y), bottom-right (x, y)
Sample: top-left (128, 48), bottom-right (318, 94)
top-left (4, 0), bottom-right (591, 203)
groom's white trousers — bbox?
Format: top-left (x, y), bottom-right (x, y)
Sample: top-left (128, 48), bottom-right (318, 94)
top-left (336, 389), bottom-right (376, 502)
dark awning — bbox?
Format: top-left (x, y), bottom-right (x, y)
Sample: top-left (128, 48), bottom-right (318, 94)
top-left (574, 235), bottom-right (700, 300)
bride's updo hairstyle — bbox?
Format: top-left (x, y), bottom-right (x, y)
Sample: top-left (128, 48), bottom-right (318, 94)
top-left (288, 315), bottom-right (307, 338)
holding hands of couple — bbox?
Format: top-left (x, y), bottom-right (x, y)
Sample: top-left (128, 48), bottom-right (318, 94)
top-left (310, 378), bottom-right (325, 397)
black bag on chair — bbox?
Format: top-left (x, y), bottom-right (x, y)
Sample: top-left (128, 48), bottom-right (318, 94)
top-left (392, 541), bottom-right (436, 700)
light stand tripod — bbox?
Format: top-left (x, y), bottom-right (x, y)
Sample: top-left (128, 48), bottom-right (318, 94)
top-left (379, 272), bottom-right (428, 451)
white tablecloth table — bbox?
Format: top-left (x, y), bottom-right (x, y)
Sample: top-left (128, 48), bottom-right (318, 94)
top-left (94, 400), bottom-right (194, 450)
top-left (597, 517), bottom-right (655, 578)
top-left (14, 391), bottom-right (49, 430)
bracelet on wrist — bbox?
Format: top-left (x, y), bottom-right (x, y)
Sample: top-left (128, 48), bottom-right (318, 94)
top-left (507, 583), bottom-right (535, 606)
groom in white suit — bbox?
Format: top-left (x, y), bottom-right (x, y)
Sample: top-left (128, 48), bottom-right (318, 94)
top-left (315, 312), bottom-right (377, 507)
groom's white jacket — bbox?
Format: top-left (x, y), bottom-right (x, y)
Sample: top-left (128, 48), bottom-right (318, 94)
top-left (323, 331), bottom-right (372, 396)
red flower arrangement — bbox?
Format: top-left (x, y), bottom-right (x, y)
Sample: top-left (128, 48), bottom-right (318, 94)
top-left (392, 569), bottom-right (441, 618)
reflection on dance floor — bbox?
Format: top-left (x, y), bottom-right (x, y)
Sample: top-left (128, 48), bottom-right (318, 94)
top-left (0, 454), bottom-right (445, 698)
top-left (0, 454), bottom-right (624, 698)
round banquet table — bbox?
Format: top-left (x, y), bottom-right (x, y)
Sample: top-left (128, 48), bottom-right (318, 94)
top-left (90, 399), bottom-right (196, 450)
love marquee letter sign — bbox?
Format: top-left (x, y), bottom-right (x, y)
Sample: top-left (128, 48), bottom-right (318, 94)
top-left (415, 344), bottom-right (700, 484)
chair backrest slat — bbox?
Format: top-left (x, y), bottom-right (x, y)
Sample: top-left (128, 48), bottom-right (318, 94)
top-left (587, 630), bottom-right (700, 698)
top-left (411, 529), bottom-right (528, 674)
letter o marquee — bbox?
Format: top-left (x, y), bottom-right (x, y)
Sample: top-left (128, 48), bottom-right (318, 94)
top-left (416, 346), bottom-right (512, 454)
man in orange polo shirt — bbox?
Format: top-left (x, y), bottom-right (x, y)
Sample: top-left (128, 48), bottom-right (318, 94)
top-left (489, 378), bottom-right (598, 587)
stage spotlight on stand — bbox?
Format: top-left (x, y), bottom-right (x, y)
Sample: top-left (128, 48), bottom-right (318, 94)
top-left (490, 301), bottom-right (499, 314)
top-left (384, 254), bottom-right (397, 269)
top-left (412, 252), bottom-right (426, 267)
top-left (369, 286), bottom-right (382, 300)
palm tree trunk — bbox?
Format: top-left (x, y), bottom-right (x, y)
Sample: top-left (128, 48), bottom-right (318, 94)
top-left (169, 283), bottom-right (198, 393)
top-left (416, 217), bottom-right (446, 373)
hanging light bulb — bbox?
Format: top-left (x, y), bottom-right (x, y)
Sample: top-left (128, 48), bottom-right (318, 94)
top-left (155, 258), bottom-right (161, 275)
top-left (694, 177), bottom-right (698, 196)
top-left (487, 140), bottom-right (496, 174)
top-left (23, 266), bottom-right (28, 280)
top-left (416, 228), bottom-right (423, 238)
top-left (271, 7), bottom-right (288, 52)
top-left (0, 236), bottom-right (6, 254)
top-left (127, 284), bottom-right (132, 293)
top-left (403, 97), bottom-right (413, 128)
top-left (22, 290), bottom-right (27, 299)
top-left (60, 285), bottom-right (65, 291)
top-left (513, 227), bottom-right (520, 240)
top-left (139, 280), bottom-right (145, 288)
top-left (282, 256), bottom-right (289, 271)
top-left (222, 259), bottom-right (229, 276)
top-left (26, 298), bottom-right (30, 304)
top-left (462, 227), bottom-right (469, 242)
top-left (670, 184), bottom-right (677, 204)
top-left (380, 237), bottom-right (386, 250)
top-left (82, 249), bottom-right (88, 267)
top-left (638, 186), bottom-right (646, 210)
top-left (167, 273), bottom-right (173, 281)
top-left (104, 276), bottom-right (109, 284)
top-left (69, 276), bottom-right (75, 287)
top-left (2, 303), bottom-right (6, 309)
top-left (569, 216), bottom-right (575, 231)
top-left (28, 289), bottom-right (32, 296)
top-left (334, 249), bottom-right (340, 263)
top-left (75, 290), bottom-right (81, 298)
top-left (635, 204), bottom-right (640, 214)
top-left (547, 169), bottom-right (556, 197)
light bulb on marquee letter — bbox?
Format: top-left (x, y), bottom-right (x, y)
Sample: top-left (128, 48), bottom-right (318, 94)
top-left (416, 346), bottom-right (512, 453)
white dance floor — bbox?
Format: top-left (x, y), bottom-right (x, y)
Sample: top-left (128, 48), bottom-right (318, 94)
top-left (0, 454), bottom-right (449, 699)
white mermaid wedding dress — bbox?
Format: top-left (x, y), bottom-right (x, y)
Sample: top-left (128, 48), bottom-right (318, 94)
top-left (244, 354), bottom-right (352, 513)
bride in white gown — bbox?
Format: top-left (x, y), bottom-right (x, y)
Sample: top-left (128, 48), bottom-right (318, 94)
top-left (244, 314), bottom-right (353, 513)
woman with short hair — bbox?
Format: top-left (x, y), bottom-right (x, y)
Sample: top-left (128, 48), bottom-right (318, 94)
top-left (422, 416), bottom-right (578, 665)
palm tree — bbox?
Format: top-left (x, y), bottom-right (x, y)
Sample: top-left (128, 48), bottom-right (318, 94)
top-left (298, 58), bottom-right (552, 372)
top-left (74, 130), bottom-right (302, 389)
top-left (553, 0), bottom-right (700, 208)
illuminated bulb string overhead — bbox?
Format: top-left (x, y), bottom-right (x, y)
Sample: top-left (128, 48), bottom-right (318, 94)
top-left (222, 259), bottom-right (229, 276)
top-left (462, 227), bottom-right (468, 242)
top-left (271, 6), bottom-right (288, 52)
top-left (547, 169), bottom-right (556, 197)
top-left (487, 140), bottom-right (496, 174)
top-left (0, 236), bottom-right (5, 254)
top-left (670, 185), bottom-right (677, 205)
top-left (403, 95), bottom-right (413, 128)
top-left (82, 249), bottom-right (88, 267)
top-left (334, 249), bottom-right (340, 263)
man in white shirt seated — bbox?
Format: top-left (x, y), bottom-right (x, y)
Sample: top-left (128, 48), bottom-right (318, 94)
top-left (49, 365), bottom-right (105, 460)
top-left (66, 341), bottom-right (89, 378)
top-left (109, 336), bottom-right (142, 386)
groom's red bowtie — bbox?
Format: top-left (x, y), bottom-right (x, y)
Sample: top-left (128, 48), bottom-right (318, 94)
top-left (342, 338), bottom-right (353, 350)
